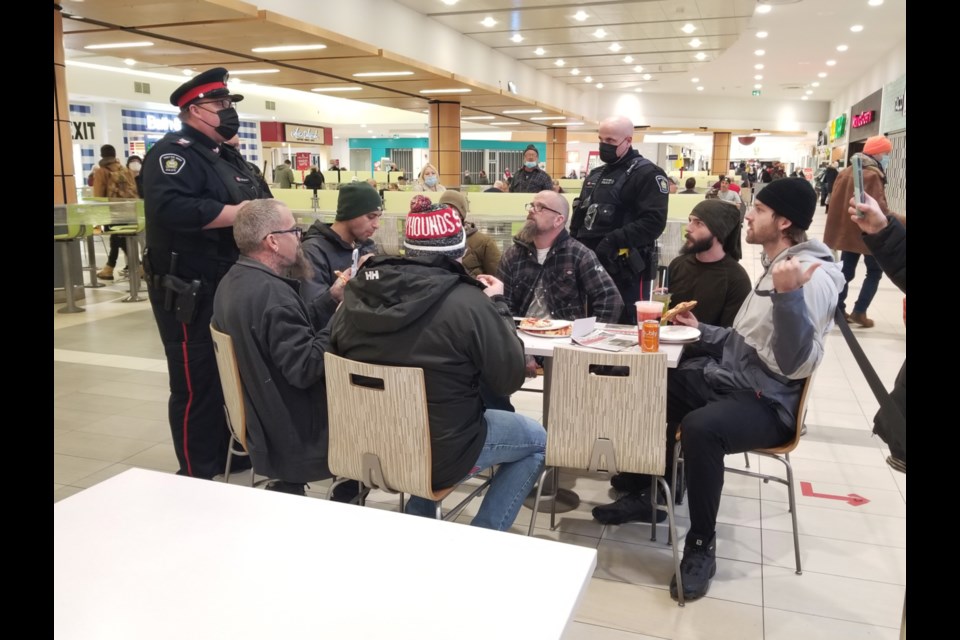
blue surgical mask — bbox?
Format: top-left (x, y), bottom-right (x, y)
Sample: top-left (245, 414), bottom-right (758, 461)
top-left (524, 161), bottom-right (538, 169)
top-left (879, 154), bottom-right (890, 171)
top-left (424, 175), bottom-right (438, 187)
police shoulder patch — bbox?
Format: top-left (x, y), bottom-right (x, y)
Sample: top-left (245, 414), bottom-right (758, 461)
top-left (160, 154), bottom-right (186, 175)
top-left (656, 175), bottom-right (670, 194)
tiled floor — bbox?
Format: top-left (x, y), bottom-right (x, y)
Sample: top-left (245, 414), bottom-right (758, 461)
top-left (54, 209), bottom-right (906, 639)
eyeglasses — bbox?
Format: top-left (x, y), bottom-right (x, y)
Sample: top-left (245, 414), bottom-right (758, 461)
top-left (195, 99), bottom-right (234, 110)
top-left (264, 227), bottom-right (303, 241)
top-left (526, 202), bottom-right (563, 216)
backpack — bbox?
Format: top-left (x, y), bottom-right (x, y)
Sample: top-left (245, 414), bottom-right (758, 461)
top-left (105, 165), bottom-right (139, 199)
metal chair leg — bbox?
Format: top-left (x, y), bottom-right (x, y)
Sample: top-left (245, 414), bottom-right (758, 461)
top-left (744, 452), bottom-right (751, 468)
top-left (782, 453), bottom-right (802, 574)
top-left (658, 477), bottom-right (684, 607)
top-left (527, 468), bottom-right (550, 536)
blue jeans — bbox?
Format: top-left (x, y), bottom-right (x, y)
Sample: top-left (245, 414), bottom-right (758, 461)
top-left (838, 251), bottom-right (883, 314)
top-left (405, 410), bottom-right (546, 531)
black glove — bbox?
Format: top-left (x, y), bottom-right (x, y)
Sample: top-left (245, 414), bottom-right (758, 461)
top-left (594, 237), bottom-right (617, 264)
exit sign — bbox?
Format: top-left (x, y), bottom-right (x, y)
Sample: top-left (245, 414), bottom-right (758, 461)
top-left (752, 90), bottom-right (761, 97)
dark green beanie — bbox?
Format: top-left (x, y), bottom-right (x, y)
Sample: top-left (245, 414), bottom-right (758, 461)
top-left (336, 183), bottom-right (382, 221)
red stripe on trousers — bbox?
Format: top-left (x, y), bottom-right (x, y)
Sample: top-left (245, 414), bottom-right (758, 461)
top-left (180, 323), bottom-right (195, 476)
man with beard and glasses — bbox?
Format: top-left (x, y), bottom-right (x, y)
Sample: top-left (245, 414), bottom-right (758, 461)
top-left (213, 199), bottom-right (356, 497)
top-left (498, 190), bottom-right (623, 374)
top-left (141, 67), bottom-right (269, 480)
top-left (300, 182), bottom-right (381, 328)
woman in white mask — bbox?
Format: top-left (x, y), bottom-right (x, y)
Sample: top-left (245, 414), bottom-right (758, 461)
top-left (413, 163), bottom-right (445, 192)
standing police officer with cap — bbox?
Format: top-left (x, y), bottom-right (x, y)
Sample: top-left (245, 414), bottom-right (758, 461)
top-left (570, 115), bottom-right (669, 323)
top-left (141, 67), bottom-right (268, 479)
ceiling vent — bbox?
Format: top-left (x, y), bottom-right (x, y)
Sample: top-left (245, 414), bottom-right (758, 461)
top-left (265, 100), bottom-right (276, 110)
top-left (134, 81), bottom-right (151, 95)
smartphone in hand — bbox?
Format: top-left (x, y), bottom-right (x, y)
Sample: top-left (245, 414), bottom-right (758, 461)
top-left (351, 248), bottom-right (360, 274)
top-left (852, 155), bottom-right (866, 218)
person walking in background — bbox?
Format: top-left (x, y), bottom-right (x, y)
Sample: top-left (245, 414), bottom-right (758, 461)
top-left (819, 161), bottom-right (839, 207)
top-left (275, 159), bottom-right (295, 189)
top-left (93, 144), bottom-right (139, 280)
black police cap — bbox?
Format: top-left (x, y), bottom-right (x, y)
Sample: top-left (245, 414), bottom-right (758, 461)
top-left (170, 67), bottom-right (244, 109)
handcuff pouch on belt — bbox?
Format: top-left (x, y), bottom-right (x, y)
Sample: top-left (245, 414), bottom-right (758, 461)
top-left (144, 249), bottom-right (203, 324)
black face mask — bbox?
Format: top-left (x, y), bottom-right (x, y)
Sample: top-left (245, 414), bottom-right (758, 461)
top-left (599, 142), bottom-right (621, 164)
top-left (214, 107), bottom-right (240, 140)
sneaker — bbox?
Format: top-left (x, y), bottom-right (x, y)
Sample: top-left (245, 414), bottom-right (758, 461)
top-left (330, 480), bottom-right (369, 504)
top-left (120, 266), bottom-right (130, 277)
top-left (264, 480), bottom-right (306, 496)
top-left (670, 533), bottom-right (717, 601)
top-left (97, 265), bottom-right (115, 280)
top-left (849, 312), bottom-right (875, 328)
top-left (610, 472), bottom-right (653, 493)
top-left (591, 491), bottom-right (667, 525)
top-left (886, 455), bottom-right (906, 474)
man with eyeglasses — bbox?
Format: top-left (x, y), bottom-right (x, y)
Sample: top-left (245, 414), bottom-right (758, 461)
top-left (141, 67), bottom-right (269, 480)
top-left (213, 199), bottom-right (350, 496)
top-left (498, 190), bottom-right (623, 339)
top-left (570, 116), bottom-right (669, 323)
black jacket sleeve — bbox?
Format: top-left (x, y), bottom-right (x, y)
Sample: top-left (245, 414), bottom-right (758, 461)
top-left (862, 217), bottom-right (905, 294)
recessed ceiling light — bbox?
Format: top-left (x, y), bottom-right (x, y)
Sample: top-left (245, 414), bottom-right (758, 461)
top-left (334, 136), bottom-right (340, 139)
top-left (754, 75), bottom-right (763, 80)
top-left (754, 84), bottom-right (762, 89)
top-left (503, 109), bottom-right (542, 114)
top-left (756, 4), bottom-right (772, 14)
top-left (642, 73), bottom-right (652, 80)
top-left (558, 121), bottom-right (584, 126)
top-left (754, 49), bottom-right (765, 56)
top-left (182, 69), bottom-right (194, 76)
top-left (811, 81), bottom-right (820, 87)
top-left (837, 44), bottom-right (848, 52)
top-left (228, 69), bottom-right (280, 75)
top-left (461, 116), bottom-right (495, 120)
top-left (573, 11), bottom-right (589, 22)
top-left (801, 96), bottom-right (809, 101)
top-left (251, 44), bottom-right (326, 52)
top-left (634, 88), bottom-right (643, 93)
top-left (681, 23), bottom-right (696, 34)
top-left (481, 17), bottom-right (497, 27)
top-left (633, 65), bottom-right (644, 73)
top-left (691, 77), bottom-right (699, 83)
top-left (510, 34), bottom-right (524, 43)
top-left (311, 86), bottom-right (362, 92)
top-left (609, 43), bottom-right (622, 52)
top-left (419, 88), bottom-right (472, 94)
top-left (123, 58), bottom-right (136, 66)
top-left (663, 130), bottom-right (681, 134)
top-left (826, 59), bottom-right (836, 66)
top-left (696, 86), bottom-right (704, 92)
top-left (530, 116), bottom-right (566, 120)
top-left (593, 28), bottom-right (607, 38)
top-left (805, 90), bottom-right (813, 95)
top-left (695, 52), bottom-right (707, 61)
top-left (850, 24), bottom-right (864, 32)
top-left (360, 124), bottom-right (366, 128)
top-left (818, 72), bottom-right (827, 78)
top-left (623, 55), bottom-right (634, 63)
top-left (353, 71), bottom-right (414, 77)
top-left (868, 0), bottom-right (883, 5)
top-left (596, 83), bottom-right (604, 88)
top-left (487, 122), bottom-right (515, 126)
top-left (534, 47), bottom-right (546, 56)
top-left (755, 63), bottom-right (764, 70)
top-left (689, 38), bottom-right (702, 48)
top-left (84, 41), bottom-right (154, 50)
top-left (442, 0), bottom-right (459, 5)
top-left (584, 76), bottom-right (593, 83)
top-left (571, 68), bottom-right (580, 75)
top-left (555, 59), bottom-right (566, 67)
top-left (756, 31), bottom-right (768, 38)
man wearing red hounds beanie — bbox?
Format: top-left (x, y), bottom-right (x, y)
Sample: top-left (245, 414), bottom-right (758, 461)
top-left (327, 195), bottom-right (547, 532)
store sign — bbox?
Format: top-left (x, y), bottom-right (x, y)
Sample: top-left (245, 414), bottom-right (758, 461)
top-left (144, 114), bottom-right (180, 132)
top-left (295, 152), bottom-right (311, 170)
top-left (829, 114), bottom-right (846, 142)
top-left (284, 124), bottom-right (322, 143)
top-left (71, 119), bottom-right (97, 141)
top-left (851, 110), bottom-right (875, 128)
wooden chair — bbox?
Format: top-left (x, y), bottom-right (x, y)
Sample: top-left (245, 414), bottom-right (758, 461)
top-left (324, 353), bottom-right (493, 523)
top-left (527, 347), bottom-right (687, 606)
top-left (671, 374), bottom-right (815, 575)
top-left (210, 325), bottom-right (255, 486)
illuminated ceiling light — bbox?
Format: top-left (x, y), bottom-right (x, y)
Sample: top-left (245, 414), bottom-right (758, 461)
top-left (511, 34), bottom-right (524, 43)
top-left (123, 58), bottom-right (136, 66)
top-left (850, 24), bottom-right (864, 32)
top-left (691, 77), bottom-right (699, 83)
top-left (811, 81), bottom-right (820, 87)
top-left (681, 23), bottom-right (696, 34)
top-left (623, 55), bottom-right (634, 63)
top-left (573, 11), bottom-right (589, 22)
top-left (593, 28), bottom-right (607, 38)
top-left (801, 96), bottom-right (809, 101)
top-left (530, 116), bottom-right (566, 120)
top-left (633, 65), bottom-right (644, 73)
top-left (818, 72), bottom-right (827, 78)
top-left (688, 38), bottom-right (702, 48)
top-left (84, 41), bottom-right (154, 50)
top-left (182, 69), bottom-right (194, 76)
top-left (461, 115), bottom-right (494, 120)
top-left (487, 121), bottom-right (516, 126)
top-left (634, 88), bottom-right (643, 92)
top-left (696, 86), bottom-right (704, 91)
top-left (558, 121), bottom-right (584, 126)
top-left (756, 4), bottom-right (772, 14)
top-left (868, 0), bottom-right (884, 5)
top-left (663, 130), bottom-right (681, 134)
top-left (228, 69), bottom-right (280, 75)
top-left (826, 59), bottom-right (837, 66)
top-left (596, 83), bottom-right (604, 88)
top-left (837, 44), bottom-right (848, 52)
top-left (251, 44), bottom-right (326, 52)
top-left (571, 68), bottom-right (580, 75)
top-left (642, 73), bottom-right (652, 80)
top-left (353, 71), bottom-right (414, 77)
top-left (609, 42), bottom-right (622, 52)
top-left (481, 17), bottom-right (497, 27)
top-left (754, 74), bottom-right (763, 80)
top-left (754, 84), bottom-right (762, 89)
top-left (311, 86), bottom-right (362, 92)
top-left (754, 63), bottom-right (764, 70)
top-left (534, 47), bottom-right (546, 56)
top-left (584, 76), bottom-right (593, 83)
top-left (419, 88), bottom-right (472, 94)
top-left (360, 124), bottom-right (366, 128)
top-left (503, 109), bottom-right (542, 114)
top-left (695, 52), bottom-right (707, 61)
top-left (442, 0), bottom-right (459, 5)
top-left (555, 59), bottom-right (566, 66)
top-left (805, 90), bottom-right (813, 95)
top-left (754, 49), bottom-right (765, 56)
top-left (756, 31), bottom-right (768, 39)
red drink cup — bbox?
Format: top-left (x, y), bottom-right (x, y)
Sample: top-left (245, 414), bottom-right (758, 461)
top-left (635, 301), bottom-right (663, 348)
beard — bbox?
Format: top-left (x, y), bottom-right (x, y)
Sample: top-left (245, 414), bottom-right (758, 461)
top-left (680, 233), bottom-right (716, 255)
top-left (286, 246), bottom-right (315, 281)
top-left (517, 218), bottom-right (538, 244)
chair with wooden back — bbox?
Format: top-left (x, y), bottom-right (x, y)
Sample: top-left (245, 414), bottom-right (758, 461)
top-left (210, 325), bottom-right (254, 486)
top-left (527, 346), bottom-right (687, 606)
top-left (324, 353), bottom-right (493, 522)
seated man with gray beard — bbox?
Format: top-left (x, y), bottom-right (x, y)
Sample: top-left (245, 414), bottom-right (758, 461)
top-left (212, 199), bottom-right (357, 497)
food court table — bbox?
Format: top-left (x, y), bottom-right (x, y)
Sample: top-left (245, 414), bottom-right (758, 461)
top-left (54, 468), bottom-right (597, 640)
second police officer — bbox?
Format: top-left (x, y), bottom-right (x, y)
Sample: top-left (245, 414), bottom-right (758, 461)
top-left (141, 67), bottom-right (270, 479)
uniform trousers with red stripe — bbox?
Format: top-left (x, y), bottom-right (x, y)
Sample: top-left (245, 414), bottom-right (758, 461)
top-left (148, 286), bottom-right (230, 479)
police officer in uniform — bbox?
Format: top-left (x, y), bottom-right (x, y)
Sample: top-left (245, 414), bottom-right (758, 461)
top-left (570, 116), bottom-right (669, 323)
top-left (141, 68), bottom-right (268, 479)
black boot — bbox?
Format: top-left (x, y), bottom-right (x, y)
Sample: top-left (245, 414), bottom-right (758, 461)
top-left (670, 533), bottom-right (717, 601)
top-left (591, 490), bottom-right (667, 525)
top-left (264, 480), bottom-right (306, 496)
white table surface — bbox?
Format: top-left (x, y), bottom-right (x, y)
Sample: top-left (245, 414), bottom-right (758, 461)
top-left (54, 469), bottom-right (597, 640)
top-left (518, 323), bottom-right (684, 367)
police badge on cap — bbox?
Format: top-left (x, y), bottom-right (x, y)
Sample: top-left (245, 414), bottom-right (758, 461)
top-left (170, 67), bottom-right (244, 109)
